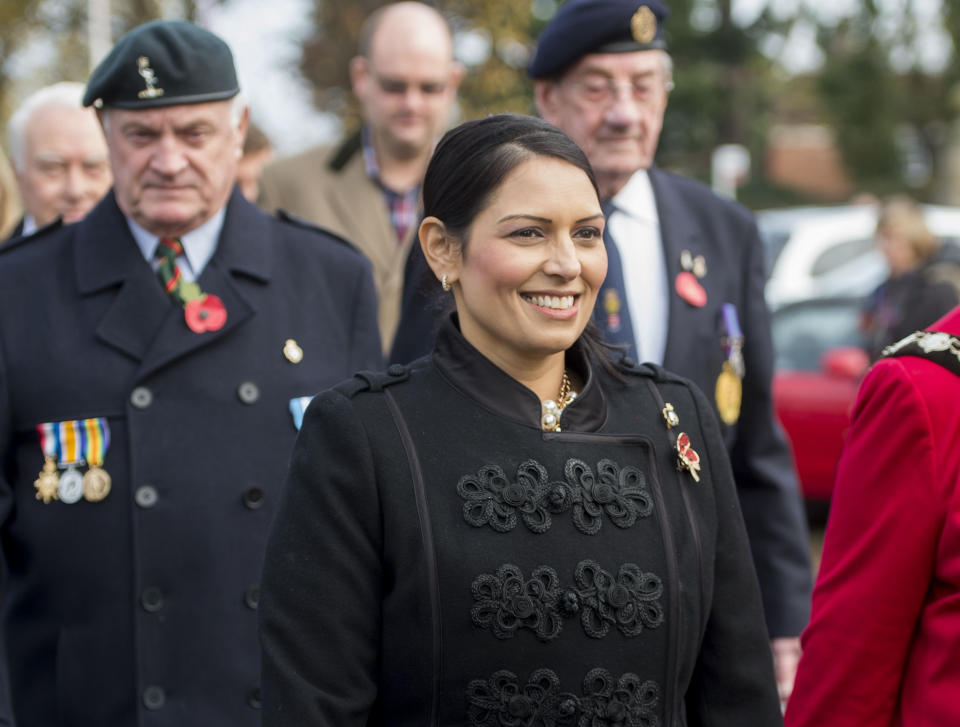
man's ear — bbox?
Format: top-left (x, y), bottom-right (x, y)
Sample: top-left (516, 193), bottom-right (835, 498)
top-left (349, 56), bottom-right (369, 97)
top-left (447, 61), bottom-right (466, 94)
top-left (419, 216), bottom-right (461, 287)
top-left (534, 79), bottom-right (560, 125)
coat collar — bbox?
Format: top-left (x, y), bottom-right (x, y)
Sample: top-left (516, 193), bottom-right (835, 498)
top-left (73, 188), bottom-right (267, 374)
top-left (75, 187), bottom-right (272, 295)
top-left (431, 314), bottom-right (607, 432)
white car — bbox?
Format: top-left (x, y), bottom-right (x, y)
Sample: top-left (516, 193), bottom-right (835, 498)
top-left (758, 204), bottom-right (960, 309)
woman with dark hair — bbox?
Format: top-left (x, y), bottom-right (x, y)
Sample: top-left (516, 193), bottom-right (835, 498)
top-left (861, 195), bottom-right (960, 360)
top-left (259, 114), bottom-right (781, 726)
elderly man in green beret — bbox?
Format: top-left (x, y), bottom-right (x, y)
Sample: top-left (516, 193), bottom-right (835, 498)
top-left (0, 20), bottom-right (381, 725)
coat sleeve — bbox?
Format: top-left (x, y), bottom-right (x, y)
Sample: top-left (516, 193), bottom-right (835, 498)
top-left (784, 359), bottom-right (942, 727)
top-left (686, 383), bottom-right (784, 726)
top-left (0, 334), bottom-right (16, 726)
top-left (348, 256), bottom-right (385, 372)
top-left (259, 388), bottom-right (383, 726)
top-left (729, 216), bottom-right (812, 638)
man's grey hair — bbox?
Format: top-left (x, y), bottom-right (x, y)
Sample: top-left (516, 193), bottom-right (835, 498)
top-left (98, 92), bottom-right (248, 134)
top-left (7, 82), bottom-right (87, 172)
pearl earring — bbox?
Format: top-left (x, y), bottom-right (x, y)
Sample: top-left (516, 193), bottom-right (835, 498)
top-left (441, 274), bottom-right (450, 292)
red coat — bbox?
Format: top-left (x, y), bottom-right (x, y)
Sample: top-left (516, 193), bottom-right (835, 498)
top-left (785, 305), bottom-right (960, 727)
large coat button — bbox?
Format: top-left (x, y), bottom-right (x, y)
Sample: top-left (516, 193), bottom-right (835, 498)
top-left (244, 585), bottom-right (260, 610)
top-left (141, 586), bottom-right (164, 612)
top-left (237, 382), bottom-right (259, 404)
top-left (142, 685), bottom-right (165, 710)
top-left (130, 387), bottom-right (153, 409)
top-left (247, 687), bottom-right (262, 709)
top-left (135, 485), bottom-right (158, 508)
top-left (242, 487), bottom-right (264, 510)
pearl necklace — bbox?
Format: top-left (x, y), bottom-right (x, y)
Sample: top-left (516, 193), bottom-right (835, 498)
top-left (541, 371), bottom-right (578, 432)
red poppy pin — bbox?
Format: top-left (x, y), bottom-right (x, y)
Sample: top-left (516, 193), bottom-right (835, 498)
top-left (184, 294), bottom-right (227, 333)
top-left (676, 432), bottom-right (701, 482)
top-left (675, 272), bottom-right (707, 308)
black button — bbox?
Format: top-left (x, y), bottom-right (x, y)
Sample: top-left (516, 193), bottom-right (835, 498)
top-left (620, 356), bottom-right (636, 368)
top-left (131, 387), bottom-right (153, 409)
top-left (237, 381), bottom-right (259, 404)
top-left (247, 686), bottom-right (262, 709)
top-left (244, 585), bottom-right (260, 610)
top-left (142, 685), bottom-right (165, 710)
top-left (135, 485), bottom-right (158, 508)
top-left (242, 487), bottom-right (264, 510)
top-left (387, 364), bottom-right (405, 376)
top-left (141, 586), bottom-right (164, 612)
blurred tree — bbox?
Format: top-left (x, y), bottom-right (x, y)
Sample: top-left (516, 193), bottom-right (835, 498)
top-left (657, 0), bottom-right (780, 182)
top-left (816, 6), bottom-right (902, 191)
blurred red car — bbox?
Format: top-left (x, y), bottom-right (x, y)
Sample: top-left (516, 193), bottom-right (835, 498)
top-left (770, 297), bottom-right (869, 502)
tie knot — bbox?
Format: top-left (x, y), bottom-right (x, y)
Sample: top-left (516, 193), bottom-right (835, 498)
top-left (155, 237), bottom-right (184, 260)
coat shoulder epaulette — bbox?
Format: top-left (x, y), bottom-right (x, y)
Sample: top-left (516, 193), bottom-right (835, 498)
top-left (614, 355), bottom-right (659, 379)
top-left (336, 364), bottom-right (412, 398)
top-left (0, 217), bottom-right (63, 256)
top-left (274, 209), bottom-right (360, 252)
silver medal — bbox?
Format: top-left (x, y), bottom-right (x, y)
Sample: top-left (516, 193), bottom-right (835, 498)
top-left (58, 467), bottom-right (84, 504)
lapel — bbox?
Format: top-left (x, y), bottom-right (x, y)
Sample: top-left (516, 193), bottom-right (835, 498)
top-left (648, 166), bottom-right (704, 369)
top-left (326, 148), bottom-right (398, 273)
top-left (76, 190), bottom-right (270, 380)
top-left (76, 192), bottom-right (172, 362)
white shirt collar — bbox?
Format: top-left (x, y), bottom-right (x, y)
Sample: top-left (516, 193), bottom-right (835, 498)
top-left (21, 215), bottom-right (37, 236)
top-left (127, 207), bottom-right (226, 280)
top-left (609, 169), bottom-right (658, 224)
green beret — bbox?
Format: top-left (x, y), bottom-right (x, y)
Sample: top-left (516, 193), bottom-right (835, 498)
top-left (83, 20), bottom-right (239, 109)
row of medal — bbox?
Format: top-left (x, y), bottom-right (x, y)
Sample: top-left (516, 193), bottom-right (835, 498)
top-left (33, 419), bottom-right (112, 504)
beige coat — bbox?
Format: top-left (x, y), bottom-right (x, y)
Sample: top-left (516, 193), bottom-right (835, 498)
top-left (258, 135), bottom-right (416, 352)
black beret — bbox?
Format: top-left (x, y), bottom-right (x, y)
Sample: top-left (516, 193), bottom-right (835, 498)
top-left (83, 20), bottom-right (239, 109)
top-left (528, 0), bottom-right (669, 79)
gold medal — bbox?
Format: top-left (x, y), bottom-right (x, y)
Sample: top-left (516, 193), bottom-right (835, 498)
top-left (715, 361), bottom-right (742, 425)
top-left (34, 456), bottom-right (60, 504)
top-left (82, 466), bottom-right (112, 502)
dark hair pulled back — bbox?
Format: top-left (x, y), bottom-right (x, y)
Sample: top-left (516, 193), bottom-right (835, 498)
top-left (422, 113), bottom-right (598, 241)
top-left (422, 113), bottom-right (623, 375)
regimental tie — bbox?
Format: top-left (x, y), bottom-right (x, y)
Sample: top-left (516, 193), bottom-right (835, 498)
top-left (153, 237), bottom-right (227, 333)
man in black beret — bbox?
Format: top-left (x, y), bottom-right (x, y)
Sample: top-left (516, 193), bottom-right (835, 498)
top-left (531, 0), bottom-right (811, 702)
top-left (0, 19), bottom-right (381, 725)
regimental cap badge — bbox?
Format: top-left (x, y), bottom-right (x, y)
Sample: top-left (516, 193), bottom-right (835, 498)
top-left (137, 56), bottom-right (165, 99)
top-left (631, 6), bottom-right (658, 44)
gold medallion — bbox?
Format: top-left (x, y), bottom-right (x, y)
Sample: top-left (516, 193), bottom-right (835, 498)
top-left (631, 6), bottom-right (657, 44)
top-left (715, 361), bottom-right (742, 425)
top-left (283, 338), bottom-right (304, 364)
top-left (82, 466), bottom-right (112, 502)
top-left (34, 456), bottom-right (60, 504)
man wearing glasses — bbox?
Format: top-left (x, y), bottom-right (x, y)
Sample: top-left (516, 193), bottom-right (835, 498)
top-left (259, 1), bottom-right (463, 355)
top-left (531, 0), bottom-right (812, 702)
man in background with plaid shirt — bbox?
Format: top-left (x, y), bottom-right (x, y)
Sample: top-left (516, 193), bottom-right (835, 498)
top-left (259, 1), bottom-right (463, 355)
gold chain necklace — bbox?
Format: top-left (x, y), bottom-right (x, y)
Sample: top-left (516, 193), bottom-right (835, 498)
top-left (541, 371), bottom-right (578, 432)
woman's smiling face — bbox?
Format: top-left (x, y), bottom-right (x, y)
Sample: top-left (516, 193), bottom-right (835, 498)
top-left (449, 154), bottom-right (607, 370)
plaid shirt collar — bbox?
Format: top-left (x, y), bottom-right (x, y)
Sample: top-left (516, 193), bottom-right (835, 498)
top-left (361, 126), bottom-right (421, 245)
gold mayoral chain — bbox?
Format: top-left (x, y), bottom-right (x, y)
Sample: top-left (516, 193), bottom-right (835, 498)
top-left (541, 371), bottom-right (578, 432)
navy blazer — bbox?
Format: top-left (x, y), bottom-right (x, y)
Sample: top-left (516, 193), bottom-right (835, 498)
top-left (0, 189), bottom-right (382, 726)
top-left (391, 166), bottom-right (811, 638)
